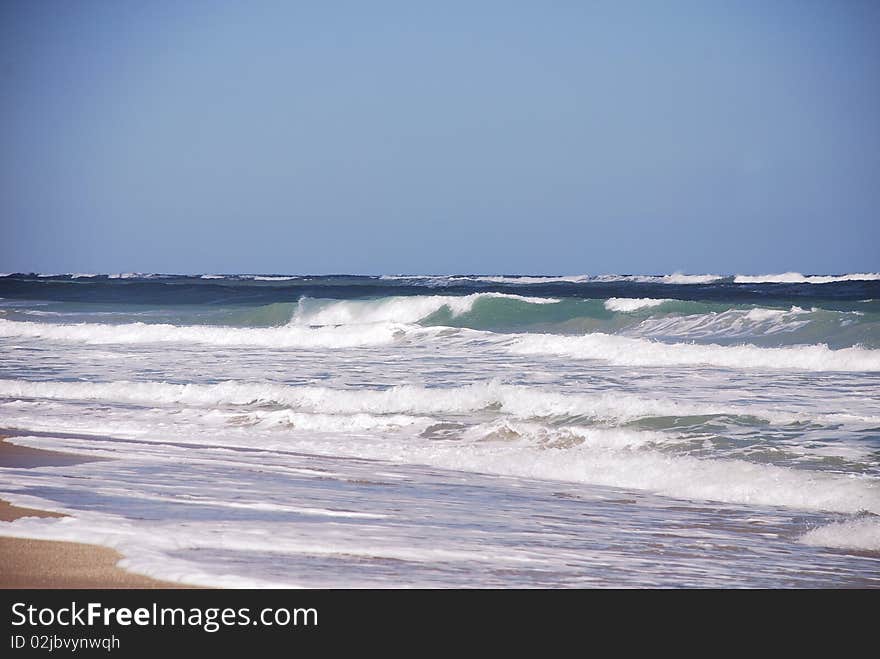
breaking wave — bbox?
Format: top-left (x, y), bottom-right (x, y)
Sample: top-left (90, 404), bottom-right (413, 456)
top-left (509, 332), bottom-right (880, 372)
top-left (800, 517), bottom-right (880, 552)
top-left (292, 293), bottom-right (559, 326)
top-left (0, 317), bottom-right (419, 348)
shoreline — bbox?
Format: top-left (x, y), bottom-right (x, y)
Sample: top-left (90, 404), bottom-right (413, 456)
top-left (0, 435), bottom-right (198, 589)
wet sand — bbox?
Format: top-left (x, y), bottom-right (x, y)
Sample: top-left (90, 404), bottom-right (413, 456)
top-left (0, 436), bottom-right (196, 589)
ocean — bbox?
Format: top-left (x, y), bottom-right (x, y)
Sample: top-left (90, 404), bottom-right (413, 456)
top-left (0, 271), bottom-right (878, 587)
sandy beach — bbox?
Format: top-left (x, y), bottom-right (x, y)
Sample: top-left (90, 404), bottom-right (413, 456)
top-left (0, 436), bottom-right (194, 589)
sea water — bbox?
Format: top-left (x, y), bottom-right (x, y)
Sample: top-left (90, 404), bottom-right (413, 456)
top-left (0, 272), bottom-right (878, 587)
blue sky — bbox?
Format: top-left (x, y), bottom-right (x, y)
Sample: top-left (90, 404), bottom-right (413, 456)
top-left (2, 1), bottom-right (878, 275)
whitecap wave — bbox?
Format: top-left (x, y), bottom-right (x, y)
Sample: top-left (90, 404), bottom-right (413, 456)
top-left (604, 297), bottom-right (670, 312)
top-left (659, 273), bottom-right (724, 284)
top-left (734, 272), bottom-right (880, 284)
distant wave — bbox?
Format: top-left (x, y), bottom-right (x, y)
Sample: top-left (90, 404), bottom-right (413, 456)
top-left (380, 273), bottom-right (724, 285)
top-left (200, 274), bottom-right (300, 281)
top-left (593, 274), bottom-right (725, 284)
top-left (659, 273), bottom-right (724, 284)
top-left (734, 272), bottom-right (880, 284)
top-left (250, 275), bottom-right (300, 281)
top-left (5, 272), bottom-right (879, 287)
top-left (450, 275), bottom-right (591, 284)
top-left (108, 272), bottom-right (148, 279)
top-left (379, 274), bottom-right (592, 285)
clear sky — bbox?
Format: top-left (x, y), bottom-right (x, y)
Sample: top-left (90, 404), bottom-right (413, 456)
top-left (1, 0), bottom-right (878, 275)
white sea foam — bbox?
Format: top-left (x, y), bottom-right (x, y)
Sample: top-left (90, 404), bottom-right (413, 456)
top-left (0, 379), bottom-right (699, 420)
top-left (743, 307), bottom-right (792, 321)
top-left (593, 274), bottom-right (724, 284)
top-left (509, 332), bottom-right (880, 372)
top-left (734, 272), bottom-right (880, 284)
top-left (414, 443), bottom-right (880, 515)
top-left (200, 274), bottom-right (226, 279)
top-left (0, 318), bottom-right (416, 348)
top-left (227, 409), bottom-right (435, 433)
top-left (292, 293), bottom-right (559, 326)
top-left (7, 421), bottom-right (877, 518)
top-left (604, 297), bottom-right (670, 312)
top-left (800, 517), bottom-right (880, 551)
top-left (0, 510), bottom-right (540, 588)
top-left (379, 274), bottom-right (725, 285)
top-left (2, 378), bottom-right (870, 427)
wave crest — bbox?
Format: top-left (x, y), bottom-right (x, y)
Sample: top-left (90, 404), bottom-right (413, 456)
top-left (509, 332), bottom-right (880, 372)
top-left (604, 298), bottom-right (670, 312)
top-left (292, 293), bottom-right (559, 326)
